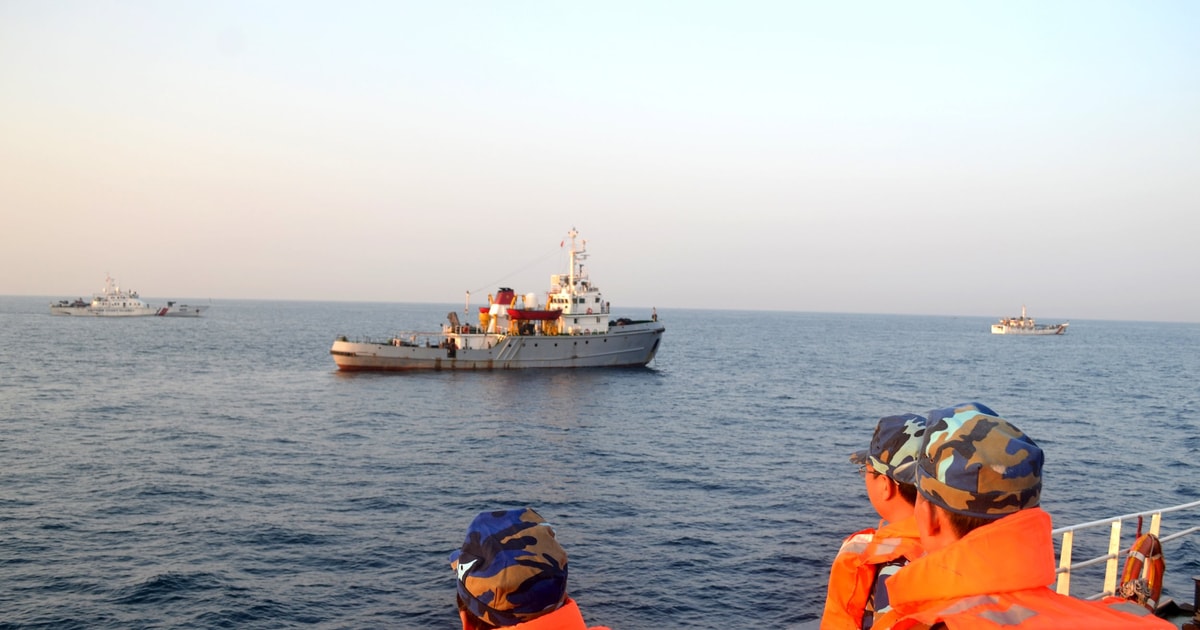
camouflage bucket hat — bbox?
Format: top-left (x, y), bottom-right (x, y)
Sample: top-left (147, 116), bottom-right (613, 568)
top-left (908, 402), bottom-right (1043, 519)
top-left (450, 508), bottom-right (568, 626)
top-left (849, 413), bottom-right (927, 481)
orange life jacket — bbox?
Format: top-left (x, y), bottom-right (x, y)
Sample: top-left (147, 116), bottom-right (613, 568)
top-left (822, 515), bottom-right (925, 629)
top-left (458, 597), bottom-right (612, 630)
top-left (875, 508), bottom-right (1172, 629)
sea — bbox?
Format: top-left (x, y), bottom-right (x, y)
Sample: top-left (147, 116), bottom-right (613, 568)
top-left (2, 296), bottom-right (1197, 629)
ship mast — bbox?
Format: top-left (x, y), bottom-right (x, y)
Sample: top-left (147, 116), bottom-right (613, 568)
top-left (566, 227), bottom-right (587, 291)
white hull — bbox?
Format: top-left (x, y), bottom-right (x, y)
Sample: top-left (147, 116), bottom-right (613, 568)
top-left (157, 304), bottom-right (209, 317)
top-left (991, 322), bottom-right (1068, 335)
top-left (332, 321), bottom-right (664, 371)
top-left (50, 304), bottom-right (207, 317)
top-left (51, 305), bottom-right (160, 317)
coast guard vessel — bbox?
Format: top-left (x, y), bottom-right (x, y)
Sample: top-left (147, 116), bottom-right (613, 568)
top-left (50, 275), bottom-right (159, 317)
top-left (49, 275), bottom-right (209, 317)
top-left (330, 229), bottom-right (664, 371)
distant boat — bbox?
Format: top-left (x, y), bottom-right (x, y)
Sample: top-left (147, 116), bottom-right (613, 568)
top-left (330, 228), bottom-right (664, 371)
top-left (49, 297), bottom-right (90, 315)
top-left (991, 305), bottom-right (1068, 335)
top-left (49, 275), bottom-right (208, 317)
top-left (156, 301), bottom-right (209, 317)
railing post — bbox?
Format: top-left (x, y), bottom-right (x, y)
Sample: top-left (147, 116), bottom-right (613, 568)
top-left (1183, 576), bottom-right (1200, 630)
top-left (1056, 529), bottom-right (1074, 595)
top-left (1102, 520), bottom-right (1122, 596)
top-left (1192, 576), bottom-right (1200, 623)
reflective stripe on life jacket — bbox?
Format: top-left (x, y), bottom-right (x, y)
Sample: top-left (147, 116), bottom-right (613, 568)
top-left (822, 517), bottom-right (924, 629)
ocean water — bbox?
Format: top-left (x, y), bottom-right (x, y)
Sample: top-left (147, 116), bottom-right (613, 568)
top-left (1, 296), bottom-right (1197, 629)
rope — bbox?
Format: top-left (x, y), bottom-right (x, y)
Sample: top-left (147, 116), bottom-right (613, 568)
top-left (467, 245), bottom-right (562, 296)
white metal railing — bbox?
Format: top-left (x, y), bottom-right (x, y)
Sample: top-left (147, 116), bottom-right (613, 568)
top-left (1052, 499), bottom-right (1200, 600)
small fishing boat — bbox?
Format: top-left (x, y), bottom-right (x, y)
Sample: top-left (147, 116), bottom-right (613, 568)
top-left (156, 301), bottom-right (210, 317)
top-left (991, 305), bottom-right (1069, 335)
top-left (49, 298), bottom-right (90, 315)
top-left (330, 228), bottom-right (664, 371)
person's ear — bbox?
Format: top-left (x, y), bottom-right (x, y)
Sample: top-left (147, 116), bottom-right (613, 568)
top-left (915, 493), bottom-right (938, 536)
top-left (924, 502), bottom-right (943, 537)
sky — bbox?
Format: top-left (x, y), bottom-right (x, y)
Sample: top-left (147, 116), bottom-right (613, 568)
top-left (2, 1), bottom-right (1197, 323)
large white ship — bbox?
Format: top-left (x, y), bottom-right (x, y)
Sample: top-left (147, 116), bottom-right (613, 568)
top-left (50, 275), bottom-right (159, 317)
top-left (330, 229), bottom-right (664, 372)
top-left (49, 275), bottom-right (209, 317)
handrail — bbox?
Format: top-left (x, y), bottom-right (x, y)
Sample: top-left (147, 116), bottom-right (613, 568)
top-left (1052, 499), bottom-right (1200, 600)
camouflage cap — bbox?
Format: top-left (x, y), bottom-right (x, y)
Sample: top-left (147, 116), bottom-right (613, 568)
top-left (849, 413), bottom-right (928, 481)
top-left (449, 508), bottom-right (568, 626)
top-left (906, 402), bottom-right (1043, 519)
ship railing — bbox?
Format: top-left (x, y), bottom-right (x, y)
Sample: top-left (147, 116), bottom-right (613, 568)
top-left (1052, 499), bottom-right (1200, 600)
top-left (338, 331), bottom-right (447, 347)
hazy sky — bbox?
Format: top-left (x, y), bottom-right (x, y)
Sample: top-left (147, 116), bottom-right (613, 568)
top-left (2, 1), bottom-right (1197, 322)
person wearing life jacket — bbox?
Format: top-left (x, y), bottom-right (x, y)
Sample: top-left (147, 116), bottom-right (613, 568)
top-left (822, 413), bottom-right (928, 629)
top-left (450, 508), bottom-right (613, 630)
top-left (873, 403), bottom-right (1172, 630)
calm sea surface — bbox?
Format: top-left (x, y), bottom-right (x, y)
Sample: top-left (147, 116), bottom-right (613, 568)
top-left (2, 296), bottom-right (1197, 629)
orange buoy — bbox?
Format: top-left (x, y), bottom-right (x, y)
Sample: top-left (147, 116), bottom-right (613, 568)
top-left (1118, 533), bottom-right (1165, 611)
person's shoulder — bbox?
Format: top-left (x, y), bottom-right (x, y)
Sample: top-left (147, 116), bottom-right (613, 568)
top-left (838, 527), bottom-right (878, 546)
top-left (843, 525), bottom-right (878, 538)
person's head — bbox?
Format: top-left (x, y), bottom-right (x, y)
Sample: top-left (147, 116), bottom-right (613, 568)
top-left (450, 508), bottom-right (568, 629)
top-left (850, 413), bottom-right (927, 521)
top-left (896, 403), bottom-right (1043, 552)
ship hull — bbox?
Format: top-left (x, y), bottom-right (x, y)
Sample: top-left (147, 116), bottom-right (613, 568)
top-left (49, 306), bottom-right (89, 316)
top-left (991, 323), bottom-right (1068, 335)
top-left (51, 306), bottom-right (160, 317)
top-left (331, 322), bottom-right (664, 372)
top-left (157, 304), bottom-right (209, 317)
